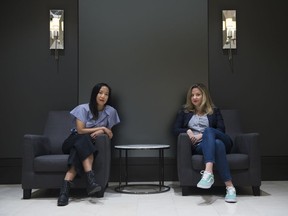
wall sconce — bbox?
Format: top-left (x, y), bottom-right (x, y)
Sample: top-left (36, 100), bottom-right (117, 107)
top-left (50, 9), bottom-right (64, 60)
top-left (222, 10), bottom-right (236, 62)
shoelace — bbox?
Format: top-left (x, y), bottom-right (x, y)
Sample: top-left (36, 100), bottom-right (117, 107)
top-left (227, 187), bottom-right (236, 195)
top-left (200, 170), bottom-right (212, 180)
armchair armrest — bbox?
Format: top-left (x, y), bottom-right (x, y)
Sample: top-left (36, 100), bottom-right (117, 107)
top-left (232, 133), bottom-right (259, 155)
top-left (177, 133), bottom-right (193, 185)
top-left (92, 134), bottom-right (111, 187)
top-left (233, 133), bottom-right (261, 185)
top-left (22, 134), bottom-right (51, 189)
top-left (23, 134), bottom-right (51, 157)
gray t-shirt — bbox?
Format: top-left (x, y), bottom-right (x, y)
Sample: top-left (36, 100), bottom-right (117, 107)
top-left (188, 114), bottom-right (209, 135)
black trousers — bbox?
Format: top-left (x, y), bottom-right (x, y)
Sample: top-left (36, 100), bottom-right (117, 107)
top-left (62, 133), bottom-right (97, 176)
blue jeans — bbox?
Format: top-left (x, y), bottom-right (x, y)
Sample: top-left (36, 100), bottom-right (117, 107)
top-left (194, 127), bottom-right (233, 182)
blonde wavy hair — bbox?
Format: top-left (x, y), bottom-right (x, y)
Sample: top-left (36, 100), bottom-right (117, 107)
top-left (183, 83), bottom-right (215, 114)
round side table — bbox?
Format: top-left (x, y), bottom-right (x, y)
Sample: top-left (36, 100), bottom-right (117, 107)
top-left (114, 144), bottom-right (170, 194)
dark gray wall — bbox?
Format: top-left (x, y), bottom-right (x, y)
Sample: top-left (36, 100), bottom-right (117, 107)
top-left (78, 0), bottom-right (208, 157)
top-left (0, 0), bottom-right (78, 158)
top-left (208, 0), bottom-right (288, 157)
top-left (0, 0), bottom-right (288, 183)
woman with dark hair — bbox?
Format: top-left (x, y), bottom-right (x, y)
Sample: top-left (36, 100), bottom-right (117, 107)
top-left (57, 83), bottom-right (120, 206)
top-left (173, 83), bottom-right (236, 203)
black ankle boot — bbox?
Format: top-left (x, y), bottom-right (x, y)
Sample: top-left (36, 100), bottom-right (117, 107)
top-left (86, 170), bottom-right (102, 195)
top-left (57, 180), bottom-right (71, 206)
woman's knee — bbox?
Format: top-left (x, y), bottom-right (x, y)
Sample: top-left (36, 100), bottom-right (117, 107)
top-left (204, 127), bottom-right (213, 133)
top-left (79, 134), bottom-right (92, 141)
top-left (215, 139), bottom-right (225, 152)
top-left (203, 127), bottom-right (215, 138)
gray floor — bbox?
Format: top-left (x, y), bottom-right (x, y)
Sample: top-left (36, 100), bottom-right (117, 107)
top-left (0, 181), bottom-right (287, 216)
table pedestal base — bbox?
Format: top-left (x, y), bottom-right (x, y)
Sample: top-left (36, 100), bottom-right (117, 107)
top-left (115, 183), bottom-right (170, 194)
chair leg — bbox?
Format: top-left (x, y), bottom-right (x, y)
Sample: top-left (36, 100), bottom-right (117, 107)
top-left (23, 189), bottom-right (32, 199)
top-left (252, 186), bottom-right (260, 196)
top-left (182, 186), bottom-right (192, 196)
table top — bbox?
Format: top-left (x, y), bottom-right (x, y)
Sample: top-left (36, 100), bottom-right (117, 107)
top-left (114, 144), bottom-right (170, 150)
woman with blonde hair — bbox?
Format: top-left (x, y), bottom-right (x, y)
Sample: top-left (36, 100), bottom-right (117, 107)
top-left (173, 83), bottom-right (236, 203)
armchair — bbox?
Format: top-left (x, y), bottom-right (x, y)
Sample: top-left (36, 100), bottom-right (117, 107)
top-left (177, 109), bottom-right (261, 196)
top-left (21, 111), bottom-right (111, 199)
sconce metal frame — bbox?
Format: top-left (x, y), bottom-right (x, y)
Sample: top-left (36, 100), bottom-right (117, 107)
top-left (222, 10), bottom-right (236, 50)
top-left (50, 9), bottom-right (64, 60)
top-left (222, 10), bottom-right (236, 64)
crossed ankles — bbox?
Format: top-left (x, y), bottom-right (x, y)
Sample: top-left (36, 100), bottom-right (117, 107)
top-left (57, 171), bottom-right (102, 206)
top-left (197, 170), bottom-right (237, 203)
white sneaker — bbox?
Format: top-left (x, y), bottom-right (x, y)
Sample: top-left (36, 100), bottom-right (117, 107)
top-left (197, 170), bottom-right (214, 189)
top-left (225, 186), bottom-right (237, 203)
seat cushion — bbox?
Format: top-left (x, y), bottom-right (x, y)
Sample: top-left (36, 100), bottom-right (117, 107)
top-left (34, 154), bottom-right (69, 172)
top-left (191, 153), bottom-right (249, 170)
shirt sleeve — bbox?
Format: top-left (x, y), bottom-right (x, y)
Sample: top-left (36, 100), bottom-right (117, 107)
top-left (173, 109), bottom-right (189, 136)
top-left (107, 106), bottom-right (120, 129)
top-left (213, 108), bottom-right (226, 133)
top-left (70, 104), bottom-right (89, 124)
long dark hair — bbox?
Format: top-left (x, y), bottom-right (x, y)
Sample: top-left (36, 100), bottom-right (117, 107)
top-left (89, 83), bottom-right (112, 119)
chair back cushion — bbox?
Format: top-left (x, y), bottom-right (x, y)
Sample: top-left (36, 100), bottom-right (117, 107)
top-left (221, 109), bottom-right (242, 141)
top-left (44, 111), bottom-right (74, 154)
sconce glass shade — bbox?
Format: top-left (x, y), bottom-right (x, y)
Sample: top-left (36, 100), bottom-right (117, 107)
top-left (222, 10), bottom-right (236, 49)
top-left (50, 10), bottom-right (64, 50)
